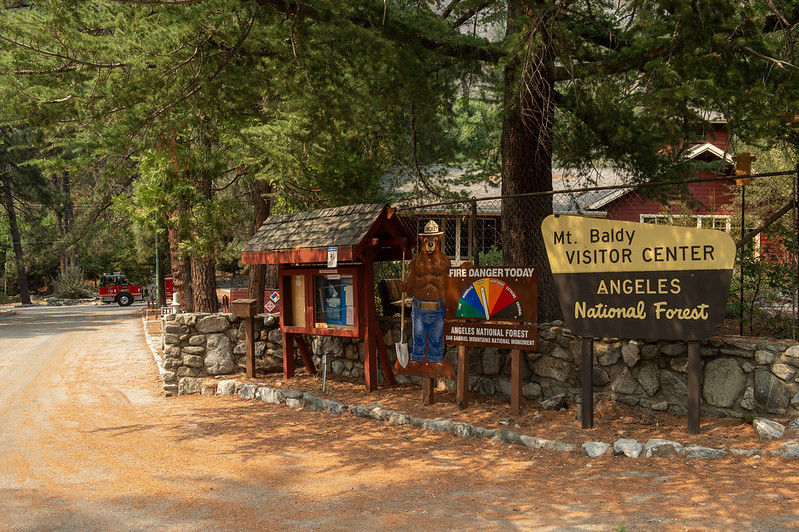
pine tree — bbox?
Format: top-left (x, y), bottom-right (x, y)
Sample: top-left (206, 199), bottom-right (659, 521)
top-left (1, 1), bottom-right (795, 319)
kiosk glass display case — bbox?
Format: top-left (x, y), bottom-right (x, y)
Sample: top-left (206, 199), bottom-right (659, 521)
top-left (280, 267), bottom-right (359, 337)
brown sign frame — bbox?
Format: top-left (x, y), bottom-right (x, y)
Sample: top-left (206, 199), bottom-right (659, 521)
top-left (542, 215), bottom-right (736, 341)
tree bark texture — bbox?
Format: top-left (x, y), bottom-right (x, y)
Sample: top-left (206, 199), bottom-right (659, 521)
top-left (247, 178), bottom-right (273, 310)
top-left (190, 172), bottom-right (218, 313)
top-left (54, 173), bottom-right (77, 275)
top-left (157, 233), bottom-right (169, 307)
top-left (1, 177), bottom-right (31, 304)
top-left (192, 256), bottom-right (218, 313)
top-left (500, 1), bottom-right (560, 321)
top-left (168, 218), bottom-right (193, 312)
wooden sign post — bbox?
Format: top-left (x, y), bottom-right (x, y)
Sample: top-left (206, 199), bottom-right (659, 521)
top-left (231, 298), bottom-right (258, 378)
top-left (542, 215), bottom-right (736, 433)
top-left (581, 337), bottom-right (594, 429)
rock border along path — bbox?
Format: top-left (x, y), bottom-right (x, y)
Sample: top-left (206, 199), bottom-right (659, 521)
top-left (142, 315), bottom-right (799, 460)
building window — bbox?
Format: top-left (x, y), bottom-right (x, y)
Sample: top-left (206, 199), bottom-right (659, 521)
top-left (640, 214), bottom-right (731, 232)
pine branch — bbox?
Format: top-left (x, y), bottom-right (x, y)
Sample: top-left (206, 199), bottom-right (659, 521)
top-left (146, 5), bottom-right (259, 124)
top-left (100, 0), bottom-right (205, 4)
top-left (738, 44), bottom-right (798, 70)
top-left (0, 33), bottom-right (127, 70)
top-left (448, 1), bottom-right (492, 32)
top-left (14, 64), bottom-right (79, 76)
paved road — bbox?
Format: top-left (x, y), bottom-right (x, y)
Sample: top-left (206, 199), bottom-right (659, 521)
top-left (1, 304), bottom-right (798, 531)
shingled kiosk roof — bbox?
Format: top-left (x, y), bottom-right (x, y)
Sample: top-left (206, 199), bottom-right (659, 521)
top-left (241, 203), bottom-right (413, 265)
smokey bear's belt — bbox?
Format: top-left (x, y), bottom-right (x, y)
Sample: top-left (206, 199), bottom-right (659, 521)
top-left (412, 299), bottom-right (445, 311)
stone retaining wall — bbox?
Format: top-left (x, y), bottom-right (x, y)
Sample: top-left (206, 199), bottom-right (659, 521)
top-left (161, 313), bottom-right (799, 418)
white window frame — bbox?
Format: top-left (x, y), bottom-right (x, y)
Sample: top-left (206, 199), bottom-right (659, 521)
top-left (639, 213), bottom-right (731, 232)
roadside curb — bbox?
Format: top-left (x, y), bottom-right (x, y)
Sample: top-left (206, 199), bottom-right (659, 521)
top-left (219, 380), bottom-right (799, 460)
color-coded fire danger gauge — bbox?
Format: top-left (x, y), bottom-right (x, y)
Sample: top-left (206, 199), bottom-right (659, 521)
top-left (456, 278), bottom-right (523, 320)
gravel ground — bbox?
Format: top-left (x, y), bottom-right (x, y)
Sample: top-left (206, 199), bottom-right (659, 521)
top-left (1, 304), bottom-right (798, 531)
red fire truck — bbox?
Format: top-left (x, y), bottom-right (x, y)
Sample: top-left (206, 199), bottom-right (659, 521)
top-left (98, 273), bottom-right (174, 306)
top-left (97, 272), bottom-right (142, 306)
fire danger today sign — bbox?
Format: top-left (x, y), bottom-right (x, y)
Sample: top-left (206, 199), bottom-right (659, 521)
top-left (444, 262), bottom-right (538, 350)
top-left (541, 215), bottom-right (736, 341)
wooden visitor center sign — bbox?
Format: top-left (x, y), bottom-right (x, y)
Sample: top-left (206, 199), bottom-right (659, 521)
top-left (542, 215), bottom-right (736, 341)
top-left (444, 262), bottom-right (538, 350)
top-left (542, 214), bottom-right (737, 434)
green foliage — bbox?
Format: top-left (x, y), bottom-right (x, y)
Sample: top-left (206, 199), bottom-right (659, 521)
top-left (51, 266), bottom-right (91, 299)
top-left (478, 245), bottom-right (503, 267)
top-left (1, 0), bottom-right (797, 320)
top-left (725, 171), bottom-right (797, 338)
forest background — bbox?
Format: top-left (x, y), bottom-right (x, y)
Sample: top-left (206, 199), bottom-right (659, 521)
top-left (0, 0), bottom-right (797, 321)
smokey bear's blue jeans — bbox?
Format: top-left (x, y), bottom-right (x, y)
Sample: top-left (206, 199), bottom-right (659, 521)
top-left (411, 298), bottom-right (445, 363)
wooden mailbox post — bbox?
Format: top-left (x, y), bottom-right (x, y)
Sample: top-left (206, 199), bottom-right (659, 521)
top-left (231, 298), bottom-right (258, 378)
top-left (241, 204), bottom-right (413, 392)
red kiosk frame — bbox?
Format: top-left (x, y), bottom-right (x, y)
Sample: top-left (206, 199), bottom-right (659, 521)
top-left (241, 204), bottom-right (413, 392)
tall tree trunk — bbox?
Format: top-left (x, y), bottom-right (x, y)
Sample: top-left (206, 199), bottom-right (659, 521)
top-left (1, 178), bottom-right (31, 304)
top-left (54, 173), bottom-right (78, 275)
top-left (500, 2), bottom-right (560, 321)
top-left (168, 216), bottom-right (193, 312)
top-left (192, 257), bottom-right (218, 312)
top-left (190, 172), bottom-right (218, 313)
top-left (248, 178), bottom-right (275, 311)
top-left (157, 232), bottom-right (169, 307)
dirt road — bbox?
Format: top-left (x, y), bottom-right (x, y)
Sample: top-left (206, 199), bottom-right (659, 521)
top-left (1, 304), bottom-right (798, 531)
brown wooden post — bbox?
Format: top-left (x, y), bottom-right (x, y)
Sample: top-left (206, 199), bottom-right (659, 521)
top-left (422, 378), bottom-right (434, 405)
top-left (244, 316), bottom-right (255, 378)
top-left (581, 337), bottom-right (594, 429)
top-left (375, 329), bottom-right (396, 386)
top-left (687, 340), bottom-right (701, 434)
top-left (294, 335), bottom-right (317, 376)
top-left (282, 332), bottom-right (295, 379)
top-left (361, 254), bottom-right (378, 392)
top-left (457, 345), bottom-right (469, 409)
top-left (510, 349), bottom-right (523, 416)
top-left (231, 299), bottom-right (258, 379)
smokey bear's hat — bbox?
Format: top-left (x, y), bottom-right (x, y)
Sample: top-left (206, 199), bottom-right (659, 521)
top-left (421, 220), bottom-right (443, 236)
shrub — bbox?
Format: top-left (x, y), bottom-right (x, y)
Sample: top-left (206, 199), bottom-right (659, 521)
top-left (52, 266), bottom-right (92, 299)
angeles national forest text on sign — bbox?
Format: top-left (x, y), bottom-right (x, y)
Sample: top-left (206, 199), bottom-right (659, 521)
top-left (541, 215), bottom-right (736, 340)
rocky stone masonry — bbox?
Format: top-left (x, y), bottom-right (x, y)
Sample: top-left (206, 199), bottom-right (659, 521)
top-left (161, 313), bottom-right (799, 420)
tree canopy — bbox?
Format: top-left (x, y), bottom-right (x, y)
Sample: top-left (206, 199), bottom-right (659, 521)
top-left (0, 0), bottom-right (796, 317)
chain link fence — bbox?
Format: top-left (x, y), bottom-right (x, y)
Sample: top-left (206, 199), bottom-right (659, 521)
top-left (393, 170), bottom-right (799, 339)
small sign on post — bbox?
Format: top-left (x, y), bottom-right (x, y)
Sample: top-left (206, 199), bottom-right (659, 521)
top-left (445, 262), bottom-right (538, 414)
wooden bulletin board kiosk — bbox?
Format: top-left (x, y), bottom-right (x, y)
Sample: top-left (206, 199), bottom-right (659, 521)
top-left (241, 204), bottom-right (414, 392)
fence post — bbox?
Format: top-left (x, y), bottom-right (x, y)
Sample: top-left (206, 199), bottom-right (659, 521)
top-left (739, 184), bottom-right (746, 335)
top-left (470, 197), bottom-right (478, 266)
top-left (795, 167), bottom-right (798, 340)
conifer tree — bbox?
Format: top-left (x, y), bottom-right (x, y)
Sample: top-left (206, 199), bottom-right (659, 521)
top-left (1, 0), bottom-right (795, 319)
